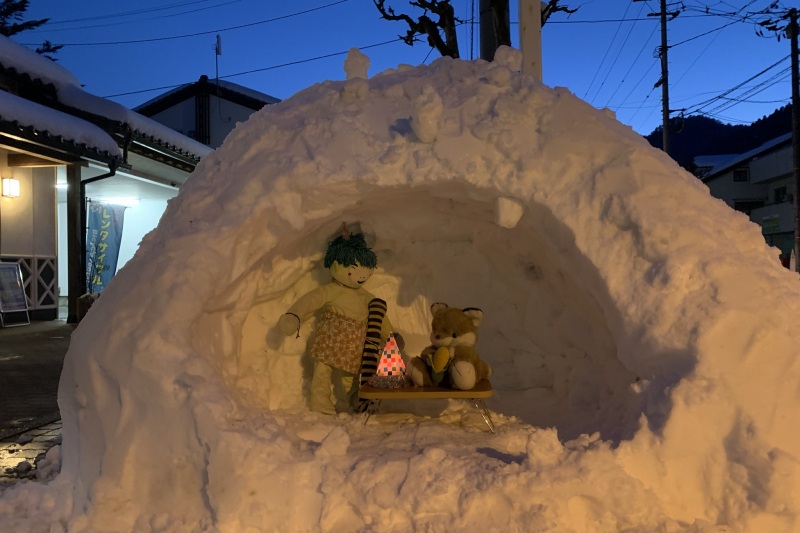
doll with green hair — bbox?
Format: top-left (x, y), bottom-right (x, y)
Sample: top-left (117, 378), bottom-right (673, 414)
top-left (278, 226), bottom-right (396, 414)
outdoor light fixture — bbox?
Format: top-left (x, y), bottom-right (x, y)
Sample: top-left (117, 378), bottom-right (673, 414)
top-left (2, 178), bottom-right (20, 198)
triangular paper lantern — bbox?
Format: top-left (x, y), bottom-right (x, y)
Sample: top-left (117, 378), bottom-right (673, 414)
top-left (376, 335), bottom-right (406, 376)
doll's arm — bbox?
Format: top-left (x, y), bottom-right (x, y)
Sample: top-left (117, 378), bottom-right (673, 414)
top-left (278, 285), bottom-right (331, 337)
top-left (277, 313), bottom-right (301, 337)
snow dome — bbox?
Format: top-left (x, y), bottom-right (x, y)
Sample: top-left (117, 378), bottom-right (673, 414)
top-left (3, 47), bottom-right (800, 533)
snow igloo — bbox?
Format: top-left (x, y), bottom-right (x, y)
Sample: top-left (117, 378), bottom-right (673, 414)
top-left (39, 48), bottom-right (800, 532)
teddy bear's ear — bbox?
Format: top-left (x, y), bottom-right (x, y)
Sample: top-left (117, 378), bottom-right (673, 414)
top-left (462, 307), bottom-right (483, 327)
top-left (430, 302), bottom-right (448, 315)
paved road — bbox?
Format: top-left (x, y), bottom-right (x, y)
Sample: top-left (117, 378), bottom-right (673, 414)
top-left (0, 320), bottom-right (74, 440)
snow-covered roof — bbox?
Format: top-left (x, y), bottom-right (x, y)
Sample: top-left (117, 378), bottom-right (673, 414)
top-left (701, 132), bottom-right (792, 181)
top-left (0, 33), bottom-right (80, 88)
top-left (0, 89), bottom-right (120, 159)
top-left (0, 35), bottom-right (212, 163)
top-left (57, 84), bottom-right (212, 160)
top-left (693, 153), bottom-right (737, 170)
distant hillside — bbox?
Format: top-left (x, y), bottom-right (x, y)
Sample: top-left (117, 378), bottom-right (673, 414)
top-left (644, 105), bottom-right (792, 172)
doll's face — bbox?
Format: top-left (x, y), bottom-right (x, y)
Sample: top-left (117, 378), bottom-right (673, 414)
top-left (330, 261), bottom-right (374, 288)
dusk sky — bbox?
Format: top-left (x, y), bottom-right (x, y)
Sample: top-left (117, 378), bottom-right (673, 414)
top-left (19, 0), bottom-right (796, 136)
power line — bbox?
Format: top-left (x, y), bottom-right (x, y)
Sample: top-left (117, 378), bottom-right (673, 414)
top-left (670, 18), bottom-right (729, 91)
top-left (629, 89), bottom-right (660, 131)
top-left (604, 24), bottom-right (659, 109)
top-left (539, 12), bottom-right (756, 24)
top-left (673, 0), bottom-right (762, 46)
top-left (702, 67), bottom-right (790, 115)
top-left (715, 95), bottom-right (790, 104)
top-left (39, 0), bottom-right (228, 25)
top-left (44, 2), bottom-right (243, 34)
top-left (29, 0), bottom-right (240, 31)
top-left (670, 16), bottom-right (743, 47)
top-left (612, 56), bottom-right (658, 109)
top-left (102, 38), bottom-right (402, 99)
top-left (21, 1), bottom-right (350, 47)
top-left (683, 55), bottom-right (790, 114)
top-left (694, 110), bottom-right (758, 124)
top-left (582, 1), bottom-right (635, 101)
top-left (666, 0), bottom-right (764, 102)
top-left (619, 0), bottom-right (790, 131)
top-left (598, 3), bottom-right (654, 108)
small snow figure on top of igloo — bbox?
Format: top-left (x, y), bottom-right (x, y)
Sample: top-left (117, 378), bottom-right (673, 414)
top-left (277, 224), bottom-right (397, 414)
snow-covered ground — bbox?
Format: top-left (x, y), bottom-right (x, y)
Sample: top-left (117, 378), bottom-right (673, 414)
top-left (2, 47), bottom-right (800, 533)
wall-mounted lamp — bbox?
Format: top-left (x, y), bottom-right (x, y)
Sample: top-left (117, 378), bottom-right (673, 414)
top-left (2, 178), bottom-right (20, 198)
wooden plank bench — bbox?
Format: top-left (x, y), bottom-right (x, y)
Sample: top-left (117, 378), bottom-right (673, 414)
top-left (358, 379), bottom-right (495, 433)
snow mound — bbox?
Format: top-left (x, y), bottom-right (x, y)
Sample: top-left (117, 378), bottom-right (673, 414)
top-left (4, 47), bottom-right (800, 533)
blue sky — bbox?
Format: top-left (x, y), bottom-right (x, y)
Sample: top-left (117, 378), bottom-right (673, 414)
top-left (19, 0), bottom-right (795, 136)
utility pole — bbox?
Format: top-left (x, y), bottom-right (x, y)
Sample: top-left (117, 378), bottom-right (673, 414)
top-left (480, 0), bottom-right (510, 61)
top-left (789, 8), bottom-right (799, 272)
top-left (658, 0), bottom-right (670, 156)
top-left (635, 0), bottom-right (680, 156)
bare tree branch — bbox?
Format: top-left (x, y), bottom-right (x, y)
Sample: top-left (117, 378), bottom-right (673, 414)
top-left (542, 0), bottom-right (578, 26)
top-left (0, 1), bottom-right (61, 60)
top-left (373, 0), bottom-right (577, 59)
top-left (373, 0), bottom-right (461, 58)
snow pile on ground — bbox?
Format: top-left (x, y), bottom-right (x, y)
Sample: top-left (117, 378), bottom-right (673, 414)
top-left (2, 47), bottom-right (800, 533)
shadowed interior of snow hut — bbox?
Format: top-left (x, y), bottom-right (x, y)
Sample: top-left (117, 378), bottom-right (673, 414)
top-left (234, 184), bottom-right (675, 443)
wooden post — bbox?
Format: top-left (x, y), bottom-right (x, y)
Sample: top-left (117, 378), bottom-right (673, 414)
top-left (66, 163), bottom-right (82, 323)
top-left (519, 0), bottom-right (543, 81)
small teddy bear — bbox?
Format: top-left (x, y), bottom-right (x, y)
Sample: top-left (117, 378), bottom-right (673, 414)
top-left (408, 303), bottom-right (492, 390)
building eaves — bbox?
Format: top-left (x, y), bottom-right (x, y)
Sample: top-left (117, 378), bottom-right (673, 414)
top-left (0, 88), bottom-right (122, 166)
top-left (0, 118), bottom-right (122, 167)
top-left (125, 131), bottom-right (203, 173)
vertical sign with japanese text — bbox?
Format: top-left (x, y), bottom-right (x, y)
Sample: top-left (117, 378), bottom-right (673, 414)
top-left (86, 201), bottom-right (126, 294)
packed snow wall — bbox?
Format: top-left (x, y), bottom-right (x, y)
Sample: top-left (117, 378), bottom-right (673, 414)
top-left (56, 48), bottom-right (800, 530)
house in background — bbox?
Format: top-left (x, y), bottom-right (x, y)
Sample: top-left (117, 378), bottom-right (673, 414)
top-left (135, 75), bottom-right (280, 149)
top-left (0, 35), bottom-right (211, 323)
top-left (698, 132), bottom-right (793, 264)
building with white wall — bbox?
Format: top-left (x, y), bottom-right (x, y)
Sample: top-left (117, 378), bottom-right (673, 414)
top-left (0, 36), bottom-right (211, 323)
top-left (135, 75), bottom-right (279, 149)
top-left (699, 133), bottom-right (793, 263)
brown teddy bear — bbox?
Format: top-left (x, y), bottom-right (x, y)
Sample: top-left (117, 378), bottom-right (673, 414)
top-left (408, 303), bottom-right (492, 390)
